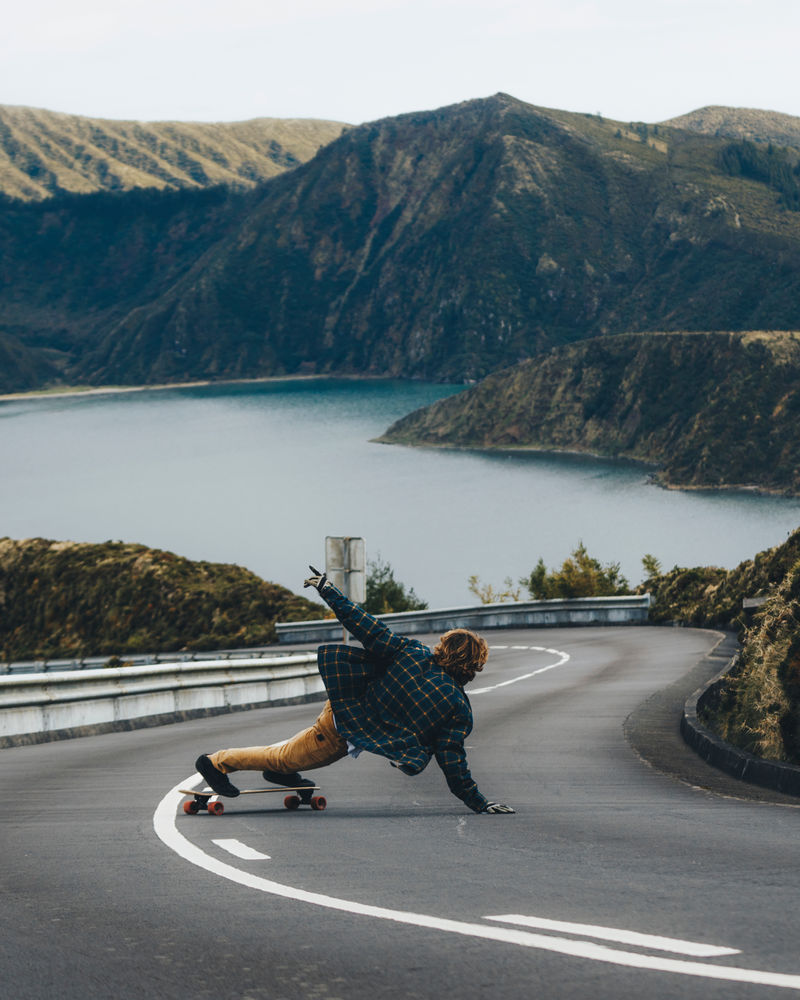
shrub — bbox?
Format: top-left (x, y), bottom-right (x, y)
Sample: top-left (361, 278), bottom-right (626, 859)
top-left (363, 555), bottom-right (428, 614)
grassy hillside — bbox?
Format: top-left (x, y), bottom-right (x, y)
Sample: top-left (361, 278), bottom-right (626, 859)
top-left (0, 538), bottom-right (322, 660)
top-left (0, 105), bottom-right (347, 200)
top-left (644, 526), bottom-right (800, 764)
top-left (2, 94), bottom-right (800, 391)
top-left (642, 527), bottom-right (800, 628)
top-left (378, 330), bottom-right (800, 494)
top-left (705, 561), bottom-right (800, 762)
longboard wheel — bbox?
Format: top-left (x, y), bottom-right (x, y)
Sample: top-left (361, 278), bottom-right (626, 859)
top-left (310, 795), bottom-right (327, 811)
top-left (183, 800), bottom-right (200, 815)
top-left (207, 800), bottom-right (225, 816)
top-left (284, 795), bottom-right (301, 810)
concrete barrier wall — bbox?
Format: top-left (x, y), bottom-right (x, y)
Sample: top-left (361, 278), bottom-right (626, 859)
top-left (275, 594), bottom-right (652, 644)
top-left (681, 653), bottom-right (800, 797)
top-left (0, 654), bottom-right (321, 748)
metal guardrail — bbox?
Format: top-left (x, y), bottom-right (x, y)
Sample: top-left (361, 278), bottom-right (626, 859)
top-left (0, 646), bottom-right (286, 675)
top-left (0, 596), bottom-right (651, 745)
top-left (275, 594), bottom-right (652, 644)
top-left (0, 653), bottom-right (321, 747)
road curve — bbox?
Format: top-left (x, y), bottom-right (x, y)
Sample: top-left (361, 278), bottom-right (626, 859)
top-left (3, 625), bottom-right (800, 1000)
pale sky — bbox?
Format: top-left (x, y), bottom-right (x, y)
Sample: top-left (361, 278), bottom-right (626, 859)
top-left (2, 0), bottom-right (799, 126)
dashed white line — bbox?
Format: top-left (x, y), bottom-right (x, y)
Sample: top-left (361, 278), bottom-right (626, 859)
top-left (212, 839), bottom-right (271, 861)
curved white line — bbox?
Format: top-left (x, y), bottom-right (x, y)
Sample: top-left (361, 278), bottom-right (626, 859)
top-left (154, 781), bottom-right (800, 989)
top-left (471, 646), bottom-right (570, 695)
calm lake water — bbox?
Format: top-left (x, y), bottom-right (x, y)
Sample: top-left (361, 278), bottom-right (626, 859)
top-left (1, 378), bottom-right (799, 608)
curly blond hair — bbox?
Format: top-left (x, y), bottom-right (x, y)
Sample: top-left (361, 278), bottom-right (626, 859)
top-left (433, 629), bottom-right (488, 686)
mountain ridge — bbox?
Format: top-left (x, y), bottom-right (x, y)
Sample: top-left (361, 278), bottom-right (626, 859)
top-left (0, 104), bottom-right (348, 200)
top-left (2, 93), bottom-right (800, 392)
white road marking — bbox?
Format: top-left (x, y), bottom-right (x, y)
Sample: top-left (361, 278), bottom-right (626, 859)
top-left (155, 780), bottom-right (800, 990)
top-left (212, 839), bottom-right (271, 861)
top-left (486, 914), bottom-right (740, 958)
top-left (470, 646), bottom-right (570, 695)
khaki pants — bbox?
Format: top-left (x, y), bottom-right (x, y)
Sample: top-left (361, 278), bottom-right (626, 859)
top-left (209, 700), bottom-right (348, 774)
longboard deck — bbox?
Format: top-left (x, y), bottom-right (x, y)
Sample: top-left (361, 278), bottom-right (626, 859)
top-left (179, 786), bottom-right (319, 797)
top-left (180, 785), bottom-right (326, 815)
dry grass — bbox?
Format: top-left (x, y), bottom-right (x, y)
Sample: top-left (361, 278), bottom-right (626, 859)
top-left (706, 561), bottom-right (800, 762)
top-left (0, 105), bottom-right (348, 200)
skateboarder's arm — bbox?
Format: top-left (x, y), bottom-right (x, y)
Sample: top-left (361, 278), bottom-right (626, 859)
top-left (321, 583), bottom-right (408, 658)
top-left (433, 721), bottom-right (489, 814)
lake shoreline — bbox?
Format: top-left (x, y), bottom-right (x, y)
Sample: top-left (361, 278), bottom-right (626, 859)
top-left (374, 437), bottom-right (800, 499)
top-left (0, 372), bottom-right (406, 403)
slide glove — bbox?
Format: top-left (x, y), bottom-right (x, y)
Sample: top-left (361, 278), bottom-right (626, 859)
top-left (483, 802), bottom-right (515, 814)
top-left (304, 565), bottom-right (329, 593)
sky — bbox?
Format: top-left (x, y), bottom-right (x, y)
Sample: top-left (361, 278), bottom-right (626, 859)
top-left (2, 0), bottom-right (799, 127)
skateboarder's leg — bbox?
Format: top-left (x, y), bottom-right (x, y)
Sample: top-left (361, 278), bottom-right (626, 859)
top-left (209, 701), bottom-right (347, 774)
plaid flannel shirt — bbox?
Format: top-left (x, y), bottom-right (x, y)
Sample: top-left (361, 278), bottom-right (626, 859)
top-left (316, 583), bottom-right (488, 813)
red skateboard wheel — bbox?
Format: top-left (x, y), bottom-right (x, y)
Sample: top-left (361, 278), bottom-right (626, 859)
top-left (310, 796), bottom-right (327, 811)
top-left (284, 795), bottom-right (301, 810)
top-left (207, 800), bottom-right (225, 815)
top-left (183, 800), bottom-right (200, 815)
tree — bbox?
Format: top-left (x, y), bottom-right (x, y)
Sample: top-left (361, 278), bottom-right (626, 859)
top-left (523, 542), bottom-right (630, 599)
top-left (364, 555), bottom-right (428, 614)
top-left (641, 553), bottom-right (662, 581)
top-left (467, 575), bottom-right (522, 604)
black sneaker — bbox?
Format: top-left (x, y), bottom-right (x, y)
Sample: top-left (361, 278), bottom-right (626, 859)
top-left (195, 754), bottom-right (240, 797)
top-left (261, 767), bottom-right (303, 787)
top-left (262, 769), bottom-right (315, 803)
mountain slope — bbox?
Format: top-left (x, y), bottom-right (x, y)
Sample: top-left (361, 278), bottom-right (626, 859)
top-left (0, 105), bottom-right (347, 200)
top-left (663, 106), bottom-right (800, 151)
top-left (378, 330), bottom-right (800, 494)
top-left (2, 94), bottom-right (800, 391)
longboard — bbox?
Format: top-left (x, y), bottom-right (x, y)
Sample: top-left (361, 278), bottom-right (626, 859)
top-left (179, 785), bottom-right (326, 816)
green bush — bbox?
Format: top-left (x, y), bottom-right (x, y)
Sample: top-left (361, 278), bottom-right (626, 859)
top-left (523, 543), bottom-right (630, 599)
top-left (363, 555), bottom-right (427, 614)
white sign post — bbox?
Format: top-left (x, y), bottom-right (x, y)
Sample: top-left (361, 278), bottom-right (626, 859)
top-left (325, 537), bottom-right (366, 642)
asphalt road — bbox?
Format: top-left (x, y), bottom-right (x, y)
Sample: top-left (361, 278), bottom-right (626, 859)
top-left (3, 625), bottom-right (800, 1000)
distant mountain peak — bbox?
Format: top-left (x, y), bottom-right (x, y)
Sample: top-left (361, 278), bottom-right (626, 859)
top-left (662, 105), bottom-right (800, 150)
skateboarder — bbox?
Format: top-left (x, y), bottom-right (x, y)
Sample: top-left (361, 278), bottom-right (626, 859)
top-left (195, 566), bottom-right (514, 815)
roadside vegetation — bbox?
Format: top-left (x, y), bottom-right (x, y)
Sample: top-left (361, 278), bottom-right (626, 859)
top-left (467, 531), bottom-right (800, 766)
top-left (0, 537), bottom-right (322, 661)
top-left (364, 555), bottom-right (428, 614)
top-left (468, 542), bottom-right (633, 603)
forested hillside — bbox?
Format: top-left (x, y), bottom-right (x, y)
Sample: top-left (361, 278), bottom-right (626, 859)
top-left (639, 527), bottom-right (800, 765)
top-left (2, 94), bottom-right (800, 392)
top-left (378, 330), bottom-right (800, 494)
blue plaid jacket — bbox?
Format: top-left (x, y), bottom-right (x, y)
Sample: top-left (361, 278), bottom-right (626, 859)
top-left (316, 583), bottom-right (488, 813)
